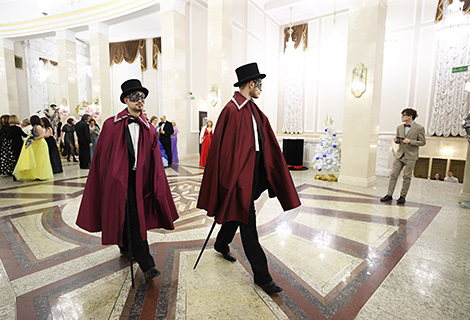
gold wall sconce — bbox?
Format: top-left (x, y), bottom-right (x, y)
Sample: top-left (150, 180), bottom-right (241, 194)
top-left (351, 63), bottom-right (367, 98)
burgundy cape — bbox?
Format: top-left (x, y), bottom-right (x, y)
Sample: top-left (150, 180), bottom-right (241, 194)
top-left (197, 92), bottom-right (301, 225)
top-left (76, 109), bottom-right (178, 245)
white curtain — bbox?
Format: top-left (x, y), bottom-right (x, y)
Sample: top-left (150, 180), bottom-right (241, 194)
top-left (282, 45), bottom-right (305, 134)
top-left (429, 2), bottom-right (470, 137)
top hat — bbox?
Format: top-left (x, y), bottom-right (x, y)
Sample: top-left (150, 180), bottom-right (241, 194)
top-left (120, 79), bottom-right (149, 103)
top-left (233, 62), bottom-right (266, 87)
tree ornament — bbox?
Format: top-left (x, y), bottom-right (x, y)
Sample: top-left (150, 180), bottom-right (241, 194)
top-left (312, 114), bottom-right (341, 182)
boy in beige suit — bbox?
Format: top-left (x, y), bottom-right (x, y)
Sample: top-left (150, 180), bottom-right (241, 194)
top-left (381, 108), bottom-right (426, 204)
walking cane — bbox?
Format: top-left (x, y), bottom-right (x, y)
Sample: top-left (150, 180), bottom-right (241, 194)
top-left (126, 198), bottom-right (135, 289)
top-left (193, 219), bottom-right (217, 269)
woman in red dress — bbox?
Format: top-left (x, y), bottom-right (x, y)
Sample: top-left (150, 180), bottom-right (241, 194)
top-left (199, 120), bottom-right (213, 167)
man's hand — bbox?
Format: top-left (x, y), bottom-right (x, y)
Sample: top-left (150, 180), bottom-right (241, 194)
top-left (89, 143), bottom-right (93, 147)
top-left (393, 137), bottom-right (398, 143)
top-left (403, 138), bottom-right (410, 144)
top-left (160, 130), bottom-right (165, 134)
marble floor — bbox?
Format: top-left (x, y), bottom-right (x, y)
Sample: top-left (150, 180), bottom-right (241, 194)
top-left (0, 157), bottom-right (469, 320)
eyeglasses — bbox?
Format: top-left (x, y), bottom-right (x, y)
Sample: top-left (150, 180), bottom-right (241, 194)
top-left (128, 92), bottom-right (146, 103)
top-left (254, 79), bottom-right (262, 90)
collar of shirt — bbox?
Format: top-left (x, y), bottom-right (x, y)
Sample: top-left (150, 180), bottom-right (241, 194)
top-left (232, 91), bottom-right (252, 110)
top-left (231, 91), bottom-right (259, 151)
top-left (113, 110), bottom-right (150, 130)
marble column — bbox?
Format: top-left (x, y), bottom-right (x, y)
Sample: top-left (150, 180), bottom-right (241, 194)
top-left (56, 29), bottom-right (79, 118)
top-left (89, 23), bottom-right (112, 122)
top-left (338, 0), bottom-right (387, 187)
top-left (207, 0), bottom-right (233, 123)
top-left (161, 0), bottom-right (188, 158)
top-left (0, 38), bottom-right (19, 116)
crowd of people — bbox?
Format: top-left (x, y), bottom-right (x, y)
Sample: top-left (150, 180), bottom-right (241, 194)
top-left (0, 112), bottom-right (62, 181)
top-left (0, 104), bottom-right (183, 181)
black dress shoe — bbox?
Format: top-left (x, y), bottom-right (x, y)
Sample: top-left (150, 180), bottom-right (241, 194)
top-left (397, 196), bottom-right (406, 204)
top-left (256, 280), bottom-right (283, 294)
top-left (380, 195), bottom-right (393, 202)
top-left (222, 251), bottom-right (236, 262)
top-left (144, 267), bottom-right (161, 281)
top-left (216, 250), bottom-right (236, 262)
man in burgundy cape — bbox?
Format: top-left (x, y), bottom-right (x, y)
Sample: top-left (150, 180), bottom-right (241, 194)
top-left (76, 79), bottom-right (178, 281)
top-left (197, 63), bottom-right (301, 294)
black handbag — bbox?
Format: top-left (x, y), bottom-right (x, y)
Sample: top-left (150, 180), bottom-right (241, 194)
top-left (60, 141), bottom-right (66, 156)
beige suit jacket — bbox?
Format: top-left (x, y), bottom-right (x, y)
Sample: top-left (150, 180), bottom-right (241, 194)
top-left (395, 122), bottom-right (426, 161)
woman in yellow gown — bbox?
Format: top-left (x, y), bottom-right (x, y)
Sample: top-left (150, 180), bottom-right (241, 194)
top-left (13, 115), bottom-right (53, 181)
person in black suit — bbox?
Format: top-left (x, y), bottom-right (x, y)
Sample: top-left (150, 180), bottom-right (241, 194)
top-left (75, 114), bottom-right (92, 169)
top-left (158, 115), bottom-right (174, 165)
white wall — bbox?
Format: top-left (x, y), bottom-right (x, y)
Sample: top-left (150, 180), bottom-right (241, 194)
top-left (142, 38), bottom-right (160, 119)
top-left (188, 0), bottom-right (208, 134)
top-left (231, 0), bottom-right (280, 130)
top-left (379, 0), bottom-right (438, 134)
top-left (278, 0), bottom-right (438, 136)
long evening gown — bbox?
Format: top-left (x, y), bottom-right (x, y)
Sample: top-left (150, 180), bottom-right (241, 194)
top-left (14, 126), bottom-right (53, 180)
top-left (199, 128), bottom-right (213, 167)
top-left (45, 129), bottom-right (63, 174)
top-left (170, 126), bottom-right (179, 164)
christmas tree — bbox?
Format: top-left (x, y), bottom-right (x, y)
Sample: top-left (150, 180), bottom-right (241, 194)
top-left (312, 115), bottom-right (341, 181)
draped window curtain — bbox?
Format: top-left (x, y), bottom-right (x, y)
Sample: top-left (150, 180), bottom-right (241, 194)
top-left (153, 37), bottom-right (161, 69)
top-left (282, 23), bottom-right (308, 134)
top-left (108, 38), bottom-right (162, 71)
top-left (436, 0), bottom-right (470, 22)
top-left (283, 24), bottom-right (308, 52)
top-left (429, 0), bottom-right (470, 136)
top-left (109, 39), bottom-right (147, 71)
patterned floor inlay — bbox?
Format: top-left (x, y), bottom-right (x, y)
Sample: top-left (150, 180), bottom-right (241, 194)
top-left (0, 161), bottom-right (443, 319)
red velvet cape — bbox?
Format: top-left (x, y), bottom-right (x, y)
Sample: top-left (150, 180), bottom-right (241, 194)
top-left (76, 109), bottom-right (178, 245)
top-left (197, 92), bottom-right (301, 224)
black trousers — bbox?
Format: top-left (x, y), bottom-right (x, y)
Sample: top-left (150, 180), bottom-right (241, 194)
top-left (214, 152), bottom-right (272, 285)
top-left (121, 170), bottom-right (155, 272)
top-left (160, 137), bottom-right (172, 165)
top-left (78, 141), bottom-right (90, 169)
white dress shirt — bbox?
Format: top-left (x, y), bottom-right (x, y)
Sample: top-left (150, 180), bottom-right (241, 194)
top-left (128, 122), bottom-right (140, 170)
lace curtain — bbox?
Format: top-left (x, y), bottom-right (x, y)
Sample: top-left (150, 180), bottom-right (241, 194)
top-left (429, 3), bottom-right (470, 136)
top-left (282, 26), bottom-right (307, 134)
top-left (282, 52), bottom-right (305, 134)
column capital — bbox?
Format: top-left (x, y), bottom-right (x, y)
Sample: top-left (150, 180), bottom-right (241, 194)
top-left (56, 29), bottom-right (76, 42)
top-left (161, 0), bottom-right (188, 15)
top-left (88, 23), bottom-right (109, 37)
top-left (0, 38), bottom-right (14, 50)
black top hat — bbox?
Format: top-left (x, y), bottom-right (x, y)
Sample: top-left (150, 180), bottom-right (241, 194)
top-left (233, 62), bottom-right (266, 87)
top-left (120, 79), bottom-right (149, 103)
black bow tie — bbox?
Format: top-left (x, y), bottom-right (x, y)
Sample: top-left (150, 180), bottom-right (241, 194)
top-left (128, 117), bottom-right (139, 125)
